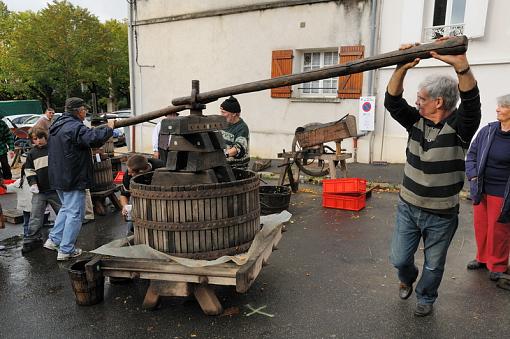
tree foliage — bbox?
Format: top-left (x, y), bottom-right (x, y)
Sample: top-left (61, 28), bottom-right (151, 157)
top-left (0, 0), bottom-right (129, 111)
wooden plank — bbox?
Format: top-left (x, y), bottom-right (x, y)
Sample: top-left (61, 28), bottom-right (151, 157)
top-left (209, 198), bottom-right (216, 251)
top-left (185, 199), bottom-right (193, 253)
top-left (192, 199), bottom-right (200, 253)
top-left (179, 198), bottom-right (187, 253)
top-left (156, 194), bottom-right (162, 251)
top-left (236, 226), bottom-right (282, 293)
top-left (148, 280), bottom-right (191, 297)
top-left (105, 271), bottom-right (236, 286)
top-left (198, 198), bottom-right (205, 252)
top-left (214, 197), bottom-right (221, 251)
top-left (223, 196), bottom-right (231, 247)
top-left (204, 198), bottom-right (212, 251)
top-left (99, 257), bottom-right (238, 278)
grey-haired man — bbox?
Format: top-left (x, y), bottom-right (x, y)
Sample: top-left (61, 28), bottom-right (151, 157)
top-left (44, 97), bottom-right (114, 261)
top-left (385, 40), bottom-right (481, 316)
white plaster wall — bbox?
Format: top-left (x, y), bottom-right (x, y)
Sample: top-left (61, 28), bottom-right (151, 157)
top-left (374, 0), bottom-right (510, 163)
top-left (130, 1), bottom-right (373, 159)
top-left (135, 0), bottom-right (285, 20)
top-left (131, 0), bottom-right (510, 163)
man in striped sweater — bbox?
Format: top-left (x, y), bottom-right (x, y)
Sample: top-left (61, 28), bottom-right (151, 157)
top-left (385, 40), bottom-right (481, 317)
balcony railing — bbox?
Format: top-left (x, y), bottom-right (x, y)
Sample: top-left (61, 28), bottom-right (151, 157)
top-left (422, 24), bottom-right (465, 42)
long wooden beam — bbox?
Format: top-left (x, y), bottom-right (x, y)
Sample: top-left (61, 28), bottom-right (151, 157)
top-left (113, 105), bottom-right (187, 128)
top-left (172, 36), bottom-right (468, 106)
top-left (113, 36), bottom-right (468, 128)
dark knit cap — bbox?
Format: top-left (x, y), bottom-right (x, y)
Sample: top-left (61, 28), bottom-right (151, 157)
top-left (65, 97), bottom-right (89, 111)
top-left (220, 96), bottom-right (241, 114)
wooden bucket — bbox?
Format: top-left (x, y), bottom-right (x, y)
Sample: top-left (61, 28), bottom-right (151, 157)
top-left (130, 169), bottom-right (260, 259)
top-left (68, 260), bottom-right (104, 306)
top-left (91, 156), bottom-right (114, 192)
top-left (103, 137), bottom-right (115, 155)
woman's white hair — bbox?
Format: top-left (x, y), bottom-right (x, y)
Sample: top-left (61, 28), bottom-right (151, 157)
top-left (497, 94), bottom-right (510, 107)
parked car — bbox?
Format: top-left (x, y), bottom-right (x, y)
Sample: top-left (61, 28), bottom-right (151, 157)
top-left (2, 114), bottom-right (39, 130)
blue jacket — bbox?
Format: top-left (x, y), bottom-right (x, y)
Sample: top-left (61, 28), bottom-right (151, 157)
top-left (48, 113), bottom-right (113, 191)
top-left (465, 122), bottom-right (510, 222)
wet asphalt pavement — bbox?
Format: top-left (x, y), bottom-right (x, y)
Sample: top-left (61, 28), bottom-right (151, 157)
top-left (0, 181), bottom-right (509, 338)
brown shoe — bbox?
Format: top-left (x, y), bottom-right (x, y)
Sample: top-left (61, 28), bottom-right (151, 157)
top-left (399, 282), bottom-right (413, 300)
top-left (414, 303), bottom-right (433, 317)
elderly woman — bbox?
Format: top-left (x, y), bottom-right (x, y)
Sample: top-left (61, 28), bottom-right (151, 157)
top-left (466, 94), bottom-right (510, 281)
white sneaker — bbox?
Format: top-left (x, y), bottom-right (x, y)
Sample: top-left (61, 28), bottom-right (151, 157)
top-left (43, 238), bottom-right (59, 251)
top-left (57, 248), bottom-right (83, 261)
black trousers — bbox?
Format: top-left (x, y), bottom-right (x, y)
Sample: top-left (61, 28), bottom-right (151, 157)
top-left (0, 153), bottom-right (12, 179)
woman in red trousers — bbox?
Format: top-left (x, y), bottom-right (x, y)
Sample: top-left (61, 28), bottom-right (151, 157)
top-left (466, 94), bottom-right (510, 281)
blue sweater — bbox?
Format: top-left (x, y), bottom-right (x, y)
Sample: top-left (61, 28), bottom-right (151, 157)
top-left (483, 127), bottom-right (510, 197)
top-left (466, 122), bottom-right (510, 222)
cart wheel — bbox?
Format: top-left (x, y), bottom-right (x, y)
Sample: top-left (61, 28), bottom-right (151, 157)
top-left (291, 123), bottom-right (330, 177)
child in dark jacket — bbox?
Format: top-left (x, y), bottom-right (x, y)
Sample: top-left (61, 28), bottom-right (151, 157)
top-left (21, 128), bottom-right (62, 254)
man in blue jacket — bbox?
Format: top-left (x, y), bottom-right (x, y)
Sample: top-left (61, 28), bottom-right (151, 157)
top-left (44, 97), bottom-right (114, 261)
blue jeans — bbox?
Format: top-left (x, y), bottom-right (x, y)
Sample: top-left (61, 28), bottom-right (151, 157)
top-left (49, 190), bottom-right (85, 254)
top-left (390, 199), bottom-right (458, 305)
top-left (23, 211), bottom-right (30, 237)
top-left (24, 191), bottom-right (61, 244)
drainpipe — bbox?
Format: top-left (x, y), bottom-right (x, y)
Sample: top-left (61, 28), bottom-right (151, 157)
top-left (128, 0), bottom-right (137, 152)
top-left (367, 0), bottom-right (380, 164)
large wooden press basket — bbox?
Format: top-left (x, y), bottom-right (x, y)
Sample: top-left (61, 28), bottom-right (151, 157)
top-left (130, 170), bottom-right (260, 260)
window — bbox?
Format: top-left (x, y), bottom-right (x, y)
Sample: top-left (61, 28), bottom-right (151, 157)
top-left (301, 51), bottom-right (338, 96)
top-left (424, 0), bottom-right (466, 41)
top-left (270, 46), bottom-right (364, 100)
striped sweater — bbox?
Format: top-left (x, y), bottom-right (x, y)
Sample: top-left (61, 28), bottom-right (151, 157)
top-left (385, 85), bottom-right (481, 214)
top-left (25, 144), bottom-right (52, 193)
top-left (221, 118), bottom-right (250, 169)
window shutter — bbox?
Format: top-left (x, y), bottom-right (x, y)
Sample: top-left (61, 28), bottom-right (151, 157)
top-left (271, 50), bottom-right (293, 98)
top-left (400, 0), bottom-right (425, 43)
top-left (337, 46), bottom-right (364, 99)
top-left (464, 0), bottom-right (489, 38)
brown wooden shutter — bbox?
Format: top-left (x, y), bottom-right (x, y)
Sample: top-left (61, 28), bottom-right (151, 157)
top-left (271, 50), bottom-right (293, 98)
top-left (337, 45), bottom-right (364, 99)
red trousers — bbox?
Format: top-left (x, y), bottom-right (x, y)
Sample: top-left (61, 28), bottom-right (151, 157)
top-left (473, 194), bottom-right (510, 273)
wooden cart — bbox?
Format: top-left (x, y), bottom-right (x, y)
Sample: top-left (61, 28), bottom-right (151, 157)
top-left (81, 224), bottom-right (282, 315)
top-left (278, 114), bottom-right (357, 192)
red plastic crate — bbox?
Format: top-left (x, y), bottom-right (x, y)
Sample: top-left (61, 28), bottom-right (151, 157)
top-left (113, 171), bottom-right (125, 184)
top-left (322, 193), bottom-right (366, 211)
top-left (322, 178), bottom-right (366, 194)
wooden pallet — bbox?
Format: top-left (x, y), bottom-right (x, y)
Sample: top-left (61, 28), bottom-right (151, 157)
top-left (84, 224), bottom-right (283, 315)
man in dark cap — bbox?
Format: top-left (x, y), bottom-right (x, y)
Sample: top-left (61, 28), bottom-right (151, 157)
top-left (220, 96), bottom-right (250, 169)
top-left (42, 97), bottom-right (115, 261)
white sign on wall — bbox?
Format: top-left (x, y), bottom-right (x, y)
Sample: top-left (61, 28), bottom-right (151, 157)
top-left (358, 96), bottom-right (375, 131)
